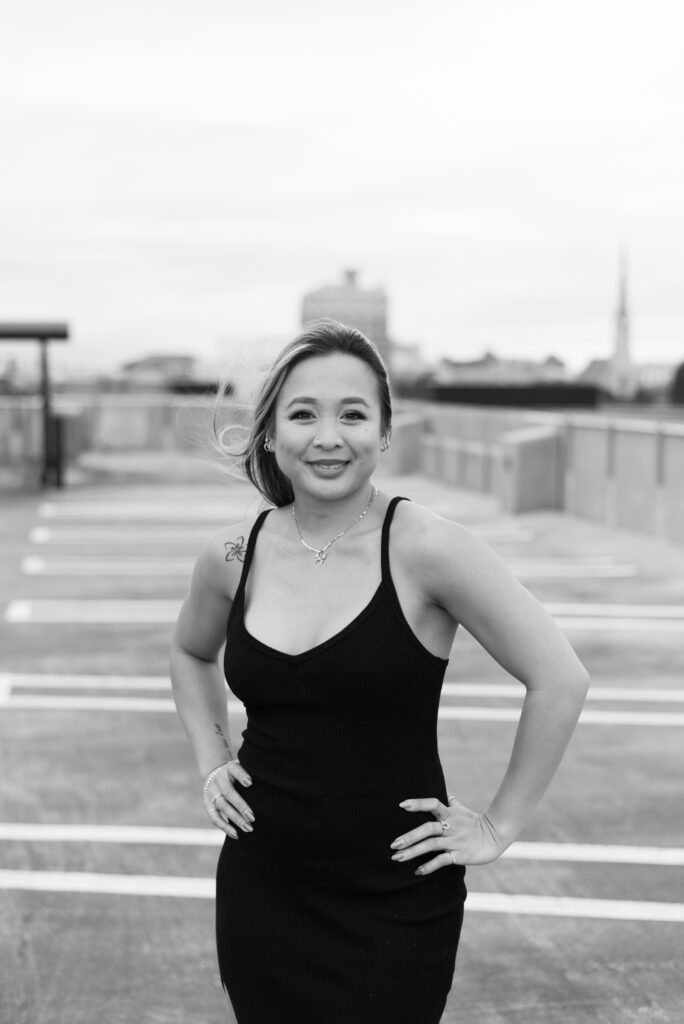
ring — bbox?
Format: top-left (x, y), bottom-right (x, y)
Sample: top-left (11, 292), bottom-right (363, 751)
top-left (439, 818), bottom-right (450, 835)
top-left (211, 793), bottom-right (223, 804)
top-left (450, 851), bottom-right (458, 865)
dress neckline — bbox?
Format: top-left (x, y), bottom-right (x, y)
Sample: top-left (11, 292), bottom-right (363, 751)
top-left (241, 581), bottom-right (385, 664)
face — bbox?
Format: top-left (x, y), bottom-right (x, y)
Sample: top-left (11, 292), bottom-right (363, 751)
top-left (272, 353), bottom-right (384, 502)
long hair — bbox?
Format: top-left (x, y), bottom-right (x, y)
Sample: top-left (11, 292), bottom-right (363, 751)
top-left (213, 319), bottom-right (392, 507)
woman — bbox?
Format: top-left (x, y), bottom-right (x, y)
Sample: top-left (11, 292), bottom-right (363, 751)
top-left (170, 319), bottom-right (589, 1024)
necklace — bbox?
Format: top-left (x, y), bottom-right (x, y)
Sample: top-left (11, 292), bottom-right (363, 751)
top-left (292, 486), bottom-right (377, 565)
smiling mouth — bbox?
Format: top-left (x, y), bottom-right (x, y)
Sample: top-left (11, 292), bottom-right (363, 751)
top-left (308, 460), bottom-right (348, 468)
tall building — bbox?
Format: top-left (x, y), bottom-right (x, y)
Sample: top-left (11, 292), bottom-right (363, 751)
top-left (301, 269), bottom-right (391, 370)
top-left (609, 251), bottom-right (637, 399)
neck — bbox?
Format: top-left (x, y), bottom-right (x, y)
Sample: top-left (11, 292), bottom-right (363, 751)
top-left (291, 482), bottom-right (376, 533)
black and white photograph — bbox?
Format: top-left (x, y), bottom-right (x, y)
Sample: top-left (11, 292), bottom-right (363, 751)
top-left (1, 2), bottom-right (683, 1022)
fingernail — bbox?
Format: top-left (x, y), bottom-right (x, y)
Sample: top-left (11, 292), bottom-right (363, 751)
top-left (415, 867), bottom-right (425, 875)
top-left (390, 838), bottom-right (404, 849)
top-left (245, 810), bottom-right (255, 822)
top-left (391, 852), bottom-right (405, 861)
top-left (243, 777), bottom-right (252, 786)
top-left (240, 822), bottom-right (253, 833)
top-left (399, 800), bottom-right (412, 808)
top-left (228, 828), bottom-right (238, 839)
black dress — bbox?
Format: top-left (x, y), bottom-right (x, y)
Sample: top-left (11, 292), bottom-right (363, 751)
top-left (217, 497), bottom-right (466, 1024)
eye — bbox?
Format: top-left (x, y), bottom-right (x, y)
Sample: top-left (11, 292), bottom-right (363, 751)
top-left (289, 409), bottom-right (314, 420)
top-left (342, 410), bottom-right (366, 420)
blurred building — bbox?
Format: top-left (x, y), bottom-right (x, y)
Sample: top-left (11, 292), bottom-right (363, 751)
top-left (301, 269), bottom-right (391, 370)
top-left (119, 355), bottom-right (198, 389)
top-left (390, 341), bottom-right (435, 383)
top-left (435, 351), bottom-right (567, 384)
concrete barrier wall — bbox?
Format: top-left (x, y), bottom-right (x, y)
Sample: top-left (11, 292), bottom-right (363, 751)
top-left (2, 395), bottom-right (683, 545)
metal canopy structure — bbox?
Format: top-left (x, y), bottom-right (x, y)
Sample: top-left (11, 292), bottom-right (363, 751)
top-left (0, 322), bottom-right (70, 487)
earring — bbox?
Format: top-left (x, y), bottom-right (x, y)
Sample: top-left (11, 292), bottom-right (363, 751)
top-left (380, 438), bottom-right (391, 452)
top-left (264, 438), bottom-right (274, 453)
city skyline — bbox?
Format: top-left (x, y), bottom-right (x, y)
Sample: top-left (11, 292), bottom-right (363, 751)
top-left (1, 0), bottom-right (683, 376)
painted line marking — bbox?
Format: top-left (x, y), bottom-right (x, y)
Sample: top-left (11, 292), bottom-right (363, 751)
top-left (0, 871), bottom-right (682, 921)
top-left (3, 600), bottom-right (182, 623)
top-left (21, 557), bottom-right (195, 576)
top-left (39, 503), bottom-right (257, 520)
top-left (29, 528), bottom-right (215, 544)
top-left (1, 693), bottom-right (683, 725)
top-left (554, 619), bottom-right (684, 632)
top-left (2, 674), bottom-right (173, 691)
top-left (0, 824), bottom-right (223, 845)
top-left (3, 675), bottom-right (684, 704)
top-left (442, 683), bottom-right (684, 703)
top-left (19, 556), bottom-right (637, 580)
top-left (6, 599), bottom-right (684, 630)
top-left (1, 825), bottom-right (682, 867)
top-left (466, 892), bottom-right (684, 923)
top-left (504, 843), bottom-right (684, 866)
top-left (438, 707), bottom-right (684, 725)
top-left (27, 526), bottom-right (534, 545)
top-left (548, 603), bottom-right (684, 619)
top-left (502, 565), bottom-right (637, 579)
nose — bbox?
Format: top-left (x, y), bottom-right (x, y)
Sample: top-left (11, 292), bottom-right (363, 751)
top-left (313, 418), bottom-right (343, 449)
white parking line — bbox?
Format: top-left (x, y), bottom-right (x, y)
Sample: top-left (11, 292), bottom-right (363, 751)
top-left (39, 503), bottom-right (258, 520)
top-left (547, 603), bottom-right (684, 619)
top-left (20, 556), bottom-right (637, 580)
top-left (438, 707), bottom-right (684, 726)
top-left (1, 693), bottom-right (683, 725)
top-left (28, 525), bottom-right (534, 545)
top-left (1, 824), bottom-right (682, 867)
top-left (3, 674), bottom-right (172, 691)
top-left (502, 564), bottom-right (637, 579)
top-left (442, 683), bottom-right (684, 703)
top-left (5, 675), bottom-right (683, 704)
top-left (6, 599), bottom-right (684, 630)
top-left (3, 600), bottom-right (182, 623)
top-left (21, 557), bottom-right (195, 576)
top-left (29, 528), bottom-right (215, 545)
top-left (0, 870), bottom-right (682, 921)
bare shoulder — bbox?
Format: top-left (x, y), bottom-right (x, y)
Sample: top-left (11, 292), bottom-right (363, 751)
top-left (390, 498), bottom-right (590, 692)
top-left (193, 516), bottom-right (259, 601)
top-left (391, 499), bottom-right (510, 609)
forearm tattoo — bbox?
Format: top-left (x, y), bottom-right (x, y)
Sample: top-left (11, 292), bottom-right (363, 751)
top-left (224, 536), bottom-right (246, 562)
top-left (214, 722), bottom-right (232, 754)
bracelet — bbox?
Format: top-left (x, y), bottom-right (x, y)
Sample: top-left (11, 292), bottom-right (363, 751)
top-left (202, 761), bottom-right (231, 800)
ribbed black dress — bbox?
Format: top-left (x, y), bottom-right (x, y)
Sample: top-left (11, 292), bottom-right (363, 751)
top-left (217, 497), bottom-right (466, 1024)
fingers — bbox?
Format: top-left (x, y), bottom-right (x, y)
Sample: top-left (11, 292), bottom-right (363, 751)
top-left (413, 852), bottom-right (455, 876)
top-left (391, 832), bottom-right (447, 865)
top-left (206, 806), bottom-right (239, 839)
top-left (393, 796), bottom-right (452, 875)
top-left (399, 797), bottom-right (448, 819)
top-left (209, 792), bottom-right (254, 835)
top-left (391, 819), bottom-right (443, 851)
top-left (204, 760), bottom-right (255, 838)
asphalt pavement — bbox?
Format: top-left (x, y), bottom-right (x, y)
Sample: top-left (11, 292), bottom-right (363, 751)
top-left (1, 451), bottom-right (683, 1024)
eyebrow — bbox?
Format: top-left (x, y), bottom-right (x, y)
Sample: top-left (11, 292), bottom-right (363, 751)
top-left (286, 396), bottom-right (370, 408)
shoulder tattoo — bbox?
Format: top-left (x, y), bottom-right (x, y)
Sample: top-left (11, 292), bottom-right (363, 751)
top-left (224, 535), bottom-right (246, 563)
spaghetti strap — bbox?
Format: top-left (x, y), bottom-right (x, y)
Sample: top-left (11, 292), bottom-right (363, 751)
top-left (380, 496), bottom-right (409, 582)
top-left (232, 508), bottom-right (272, 605)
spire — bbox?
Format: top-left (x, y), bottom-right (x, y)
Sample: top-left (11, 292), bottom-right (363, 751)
top-left (611, 246), bottom-right (634, 398)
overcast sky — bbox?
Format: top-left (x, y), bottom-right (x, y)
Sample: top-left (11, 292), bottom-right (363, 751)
top-left (1, 0), bottom-right (682, 376)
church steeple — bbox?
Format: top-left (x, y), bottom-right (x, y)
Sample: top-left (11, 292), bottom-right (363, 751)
top-left (610, 248), bottom-right (635, 398)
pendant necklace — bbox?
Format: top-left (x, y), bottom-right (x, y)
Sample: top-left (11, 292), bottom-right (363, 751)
top-left (292, 486), bottom-right (377, 565)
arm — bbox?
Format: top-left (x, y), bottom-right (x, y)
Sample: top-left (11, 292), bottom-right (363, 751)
top-left (169, 531), bottom-right (254, 837)
top-left (391, 509), bottom-right (590, 873)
